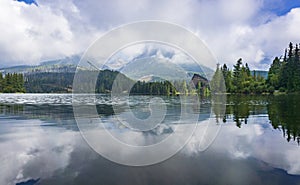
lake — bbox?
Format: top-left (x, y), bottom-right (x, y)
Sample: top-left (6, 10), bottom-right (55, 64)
top-left (1, 94), bottom-right (300, 185)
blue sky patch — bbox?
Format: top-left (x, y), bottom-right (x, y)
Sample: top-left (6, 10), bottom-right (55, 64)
top-left (263, 0), bottom-right (300, 16)
top-left (16, 0), bottom-right (38, 6)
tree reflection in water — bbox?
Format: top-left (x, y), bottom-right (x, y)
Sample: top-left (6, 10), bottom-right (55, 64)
top-left (219, 95), bottom-right (300, 145)
top-left (268, 95), bottom-right (300, 144)
top-left (2, 94), bottom-right (300, 145)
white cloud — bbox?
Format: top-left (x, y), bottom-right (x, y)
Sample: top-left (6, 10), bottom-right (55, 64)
top-left (0, 121), bottom-right (79, 185)
top-left (0, 0), bottom-right (300, 70)
top-left (183, 121), bottom-right (300, 175)
top-left (0, 0), bottom-right (101, 67)
top-left (197, 4), bottom-right (300, 70)
top-left (105, 43), bottom-right (198, 71)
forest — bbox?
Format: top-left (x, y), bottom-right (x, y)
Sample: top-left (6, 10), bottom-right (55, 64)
top-left (212, 59), bottom-right (270, 94)
top-left (268, 42), bottom-right (300, 92)
top-left (213, 42), bottom-right (300, 94)
top-left (24, 70), bottom-right (206, 95)
top-left (24, 70), bottom-right (132, 93)
top-left (0, 73), bottom-right (25, 93)
top-left (130, 80), bottom-right (208, 95)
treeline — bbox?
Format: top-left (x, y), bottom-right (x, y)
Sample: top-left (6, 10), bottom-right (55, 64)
top-left (24, 70), bottom-right (206, 95)
top-left (0, 73), bottom-right (25, 93)
top-left (24, 70), bottom-right (134, 93)
top-left (130, 81), bottom-right (177, 95)
top-left (217, 59), bottom-right (270, 94)
top-left (267, 42), bottom-right (300, 92)
top-left (25, 72), bottom-right (74, 93)
top-left (130, 80), bottom-right (207, 95)
top-left (216, 42), bottom-right (300, 94)
top-left (77, 70), bottom-right (207, 95)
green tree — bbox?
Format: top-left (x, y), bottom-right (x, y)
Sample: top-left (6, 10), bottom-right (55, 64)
top-left (211, 64), bottom-right (226, 94)
top-left (275, 42), bottom-right (300, 92)
top-left (233, 58), bottom-right (243, 93)
top-left (221, 64), bottom-right (233, 92)
top-left (267, 57), bottom-right (281, 90)
top-left (221, 59), bottom-right (268, 94)
top-left (287, 42), bottom-right (294, 91)
top-left (0, 73), bottom-right (3, 92)
top-left (245, 63), bottom-right (251, 76)
top-left (293, 44), bottom-right (300, 91)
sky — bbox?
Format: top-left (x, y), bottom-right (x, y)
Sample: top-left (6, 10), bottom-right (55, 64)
top-left (0, 0), bottom-right (300, 70)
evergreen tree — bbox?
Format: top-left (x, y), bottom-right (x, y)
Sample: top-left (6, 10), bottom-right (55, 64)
top-left (267, 57), bottom-right (281, 90)
top-left (221, 64), bottom-right (233, 92)
top-left (0, 73), bottom-right (3, 92)
top-left (268, 42), bottom-right (300, 92)
top-left (293, 44), bottom-right (300, 91)
top-left (245, 63), bottom-right (250, 76)
top-left (0, 73), bottom-right (25, 93)
top-left (211, 64), bottom-right (226, 94)
top-left (287, 42), bottom-right (294, 91)
top-left (233, 58), bottom-right (243, 93)
top-left (220, 59), bottom-right (268, 94)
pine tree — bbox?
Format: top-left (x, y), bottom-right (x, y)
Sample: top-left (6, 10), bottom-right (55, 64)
top-left (245, 63), bottom-right (250, 76)
top-left (293, 44), bottom-right (300, 91)
top-left (221, 64), bottom-right (233, 92)
top-left (0, 73), bottom-right (3, 92)
top-left (211, 64), bottom-right (226, 94)
top-left (269, 42), bottom-right (300, 92)
top-left (287, 42), bottom-right (294, 91)
top-left (233, 58), bottom-right (243, 93)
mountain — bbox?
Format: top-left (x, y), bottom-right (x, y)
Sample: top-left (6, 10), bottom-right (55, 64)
top-left (120, 57), bottom-right (188, 81)
top-left (39, 55), bottom-right (80, 66)
top-left (1, 55), bottom-right (213, 83)
top-left (1, 53), bottom-right (214, 79)
top-left (119, 57), bottom-right (214, 81)
top-left (0, 55), bottom-right (80, 74)
top-left (0, 54), bottom-right (214, 94)
top-left (138, 75), bottom-right (166, 82)
top-left (179, 62), bottom-right (214, 80)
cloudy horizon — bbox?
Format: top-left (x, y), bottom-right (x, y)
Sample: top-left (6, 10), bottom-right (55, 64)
top-left (1, 0), bottom-right (300, 70)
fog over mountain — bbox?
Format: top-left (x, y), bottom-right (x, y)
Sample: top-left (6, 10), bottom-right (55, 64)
top-left (0, 44), bottom-right (214, 80)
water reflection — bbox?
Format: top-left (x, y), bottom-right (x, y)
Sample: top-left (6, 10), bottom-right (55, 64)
top-left (222, 95), bottom-right (268, 127)
top-left (0, 119), bottom-right (80, 185)
top-left (268, 95), bottom-right (300, 144)
top-left (1, 94), bottom-right (300, 184)
top-left (221, 95), bottom-right (300, 145)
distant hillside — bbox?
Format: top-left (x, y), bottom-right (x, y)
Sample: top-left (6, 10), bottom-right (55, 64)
top-left (24, 70), bottom-right (202, 95)
top-left (120, 57), bottom-right (214, 81)
top-left (0, 55), bottom-right (213, 81)
top-left (24, 72), bottom-right (75, 93)
top-left (121, 57), bottom-right (188, 81)
top-left (1, 55), bottom-right (213, 94)
top-left (251, 70), bottom-right (268, 79)
top-left (24, 70), bottom-right (134, 93)
top-left (138, 75), bottom-right (166, 82)
top-left (179, 62), bottom-right (214, 80)
top-left (0, 55), bottom-right (80, 74)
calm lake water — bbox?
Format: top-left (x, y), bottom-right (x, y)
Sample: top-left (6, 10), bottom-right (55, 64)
top-left (1, 94), bottom-right (300, 185)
